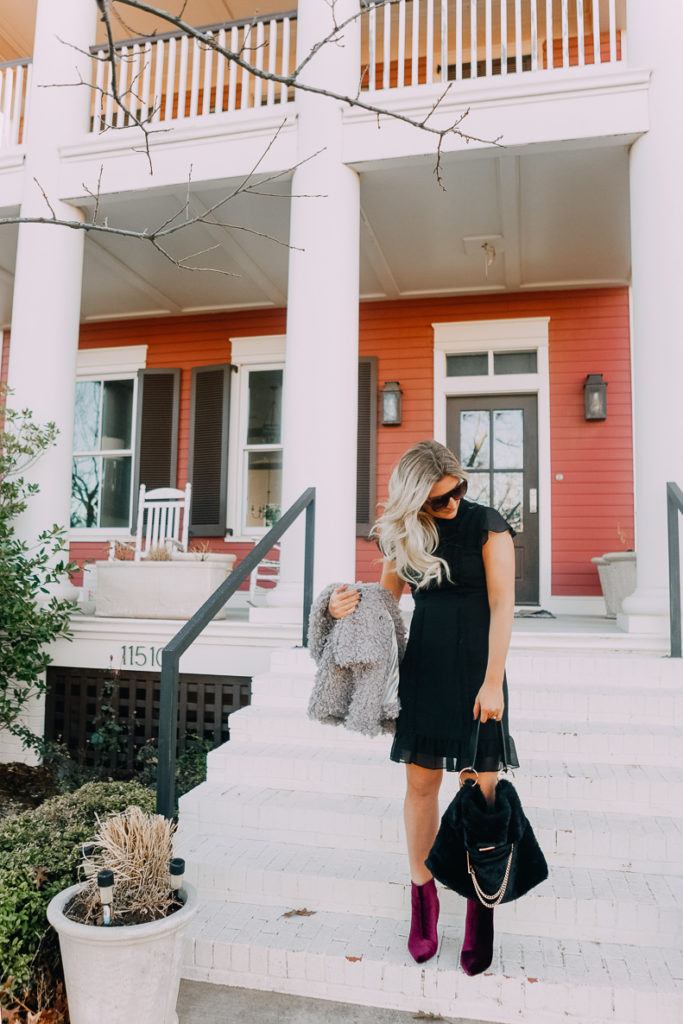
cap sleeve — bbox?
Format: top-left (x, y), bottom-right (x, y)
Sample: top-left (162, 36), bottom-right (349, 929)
top-left (481, 505), bottom-right (516, 544)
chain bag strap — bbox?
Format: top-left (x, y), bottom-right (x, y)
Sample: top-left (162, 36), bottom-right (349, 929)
top-left (460, 715), bottom-right (514, 907)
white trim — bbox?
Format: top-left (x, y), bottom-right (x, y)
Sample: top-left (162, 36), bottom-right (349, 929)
top-left (0, 330), bottom-right (4, 382)
top-left (76, 346), bottom-right (148, 377)
top-left (433, 318), bottom-right (550, 347)
top-left (231, 335), bottom-right (286, 363)
top-left (227, 335), bottom-right (287, 539)
top-left (544, 595), bottom-right (607, 616)
top-left (433, 317), bottom-right (552, 607)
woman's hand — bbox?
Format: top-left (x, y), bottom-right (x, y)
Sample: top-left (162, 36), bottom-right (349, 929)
top-left (328, 584), bottom-right (360, 619)
top-left (473, 681), bottom-right (505, 723)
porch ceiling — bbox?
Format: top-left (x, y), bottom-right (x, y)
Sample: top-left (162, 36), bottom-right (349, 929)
top-left (0, 1), bottom-right (288, 61)
top-left (0, 140), bottom-right (630, 325)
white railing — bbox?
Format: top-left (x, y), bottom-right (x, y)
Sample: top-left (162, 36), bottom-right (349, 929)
top-left (0, 58), bottom-right (32, 147)
top-left (90, 11), bottom-right (297, 133)
top-left (361, 0), bottom-right (623, 91)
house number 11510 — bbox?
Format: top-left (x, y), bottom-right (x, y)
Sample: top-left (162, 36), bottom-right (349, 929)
top-left (120, 645), bottom-right (163, 668)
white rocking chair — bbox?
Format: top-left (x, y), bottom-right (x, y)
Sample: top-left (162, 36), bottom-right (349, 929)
top-left (133, 483), bottom-right (192, 560)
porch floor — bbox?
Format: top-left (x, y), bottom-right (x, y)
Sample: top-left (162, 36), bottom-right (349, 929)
top-left (73, 603), bottom-right (671, 655)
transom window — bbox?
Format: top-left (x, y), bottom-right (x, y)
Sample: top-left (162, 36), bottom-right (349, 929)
top-left (446, 350), bottom-right (538, 377)
top-left (71, 378), bottom-right (136, 529)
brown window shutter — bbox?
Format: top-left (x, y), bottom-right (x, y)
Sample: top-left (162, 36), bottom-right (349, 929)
top-left (188, 364), bottom-right (232, 536)
top-left (132, 368), bottom-right (181, 531)
top-left (356, 356), bottom-right (378, 537)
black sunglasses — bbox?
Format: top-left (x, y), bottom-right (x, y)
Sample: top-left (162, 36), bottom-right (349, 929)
top-left (425, 479), bottom-right (468, 511)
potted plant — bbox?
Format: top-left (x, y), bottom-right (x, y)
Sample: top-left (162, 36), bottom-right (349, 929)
top-left (46, 805), bottom-right (198, 1024)
top-left (95, 543), bottom-right (236, 619)
top-left (591, 524), bottom-right (636, 618)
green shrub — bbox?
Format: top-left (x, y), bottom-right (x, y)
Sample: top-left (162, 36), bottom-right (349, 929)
top-left (0, 780), bottom-right (155, 1010)
top-left (0, 388), bottom-right (77, 753)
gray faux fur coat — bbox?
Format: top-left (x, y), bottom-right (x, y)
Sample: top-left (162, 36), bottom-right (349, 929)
top-left (307, 582), bottom-right (407, 737)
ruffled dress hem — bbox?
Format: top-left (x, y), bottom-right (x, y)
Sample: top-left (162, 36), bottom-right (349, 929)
top-left (389, 731), bottom-right (520, 774)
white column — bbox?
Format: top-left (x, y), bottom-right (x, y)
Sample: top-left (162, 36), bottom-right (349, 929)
top-left (7, 0), bottom-right (97, 593)
top-left (258, 0), bottom-right (361, 615)
top-left (618, 0), bottom-right (683, 635)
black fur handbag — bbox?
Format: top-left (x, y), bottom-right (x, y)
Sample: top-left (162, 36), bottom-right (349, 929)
top-left (425, 720), bottom-right (548, 907)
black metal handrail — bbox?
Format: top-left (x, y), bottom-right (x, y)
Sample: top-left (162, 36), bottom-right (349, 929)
top-left (156, 487), bottom-right (316, 817)
top-left (667, 481), bottom-right (683, 658)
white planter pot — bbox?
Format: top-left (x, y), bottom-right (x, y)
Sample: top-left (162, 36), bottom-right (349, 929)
top-left (591, 551), bottom-right (637, 618)
top-left (94, 556), bottom-right (236, 619)
top-left (47, 881), bottom-right (198, 1024)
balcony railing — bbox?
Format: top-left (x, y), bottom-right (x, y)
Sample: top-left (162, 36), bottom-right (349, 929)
top-left (361, 0), bottom-right (624, 92)
top-left (1, 2), bottom-right (626, 148)
top-left (0, 57), bottom-right (31, 147)
top-left (89, 11), bottom-right (297, 133)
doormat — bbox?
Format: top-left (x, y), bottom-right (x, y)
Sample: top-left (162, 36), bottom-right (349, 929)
top-left (514, 608), bottom-right (556, 619)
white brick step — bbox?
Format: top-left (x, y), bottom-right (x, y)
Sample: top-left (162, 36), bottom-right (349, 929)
top-left (230, 704), bottom-right (683, 765)
top-left (180, 782), bottom-right (683, 873)
top-left (182, 899), bottom-right (683, 1024)
top-left (270, 647), bottom-right (680, 687)
top-left (250, 671), bottom-right (683, 726)
top-left (206, 739), bottom-right (681, 816)
top-left (176, 832), bottom-right (683, 948)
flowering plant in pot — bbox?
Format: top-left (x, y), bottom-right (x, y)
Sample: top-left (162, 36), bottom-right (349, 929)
top-left (46, 806), bottom-right (198, 1024)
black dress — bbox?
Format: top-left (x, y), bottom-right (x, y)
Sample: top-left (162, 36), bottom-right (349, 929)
top-left (389, 499), bottom-right (520, 773)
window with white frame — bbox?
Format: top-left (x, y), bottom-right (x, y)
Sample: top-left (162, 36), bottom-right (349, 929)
top-left (70, 346), bottom-right (147, 533)
top-left (242, 367), bottom-right (283, 532)
top-left (71, 376), bottom-right (137, 529)
top-left (227, 336), bottom-right (286, 538)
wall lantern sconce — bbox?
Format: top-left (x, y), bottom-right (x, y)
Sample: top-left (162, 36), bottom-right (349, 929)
top-left (584, 373), bottom-right (607, 420)
top-left (380, 381), bottom-right (403, 426)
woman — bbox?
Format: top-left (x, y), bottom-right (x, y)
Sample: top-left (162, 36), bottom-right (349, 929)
top-left (328, 440), bottom-right (518, 975)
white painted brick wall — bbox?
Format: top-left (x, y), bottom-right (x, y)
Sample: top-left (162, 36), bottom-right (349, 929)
top-left (0, 687), bottom-right (45, 765)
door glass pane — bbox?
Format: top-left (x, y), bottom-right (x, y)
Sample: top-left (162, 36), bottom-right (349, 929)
top-left (460, 411), bottom-right (490, 469)
top-left (446, 353), bottom-right (488, 376)
top-left (247, 370), bottom-right (283, 445)
top-left (493, 410), bottom-right (523, 469)
top-left (73, 381), bottom-right (101, 452)
top-left (101, 380), bottom-right (134, 450)
top-left (101, 456), bottom-right (132, 528)
top-left (494, 472), bottom-right (523, 532)
top-left (71, 457), bottom-right (100, 527)
top-left (466, 472), bottom-right (490, 506)
top-left (244, 451), bottom-right (283, 529)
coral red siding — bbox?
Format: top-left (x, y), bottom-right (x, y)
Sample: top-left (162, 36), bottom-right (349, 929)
top-left (355, 288), bottom-right (633, 597)
top-left (72, 310), bottom-right (286, 586)
top-left (1, 330), bottom-right (9, 384)
top-left (68, 289), bottom-right (632, 597)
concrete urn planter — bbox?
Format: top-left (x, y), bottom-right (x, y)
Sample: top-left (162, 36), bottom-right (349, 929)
top-left (46, 881), bottom-right (198, 1024)
top-left (94, 554), bottom-right (236, 619)
top-left (591, 551), bottom-right (637, 618)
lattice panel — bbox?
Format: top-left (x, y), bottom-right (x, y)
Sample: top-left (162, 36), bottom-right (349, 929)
top-left (45, 666), bottom-right (251, 769)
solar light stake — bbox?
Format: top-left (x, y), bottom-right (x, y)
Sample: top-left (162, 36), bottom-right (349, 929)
top-left (97, 869), bottom-right (114, 926)
top-left (170, 857), bottom-right (185, 899)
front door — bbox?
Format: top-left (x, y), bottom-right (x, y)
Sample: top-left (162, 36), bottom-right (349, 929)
top-left (447, 394), bottom-right (539, 605)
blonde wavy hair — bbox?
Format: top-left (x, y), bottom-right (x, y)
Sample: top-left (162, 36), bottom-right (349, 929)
top-left (371, 440), bottom-right (468, 590)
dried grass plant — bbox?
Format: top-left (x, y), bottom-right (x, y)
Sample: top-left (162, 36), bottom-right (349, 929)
top-left (112, 540), bottom-right (135, 561)
top-left (144, 544), bottom-right (172, 561)
top-left (76, 806), bottom-right (177, 925)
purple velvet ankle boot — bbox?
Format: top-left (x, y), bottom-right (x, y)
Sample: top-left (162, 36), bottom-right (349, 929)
top-left (460, 898), bottom-right (494, 976)
top-left (408, 878), bottom-right (439, 963)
